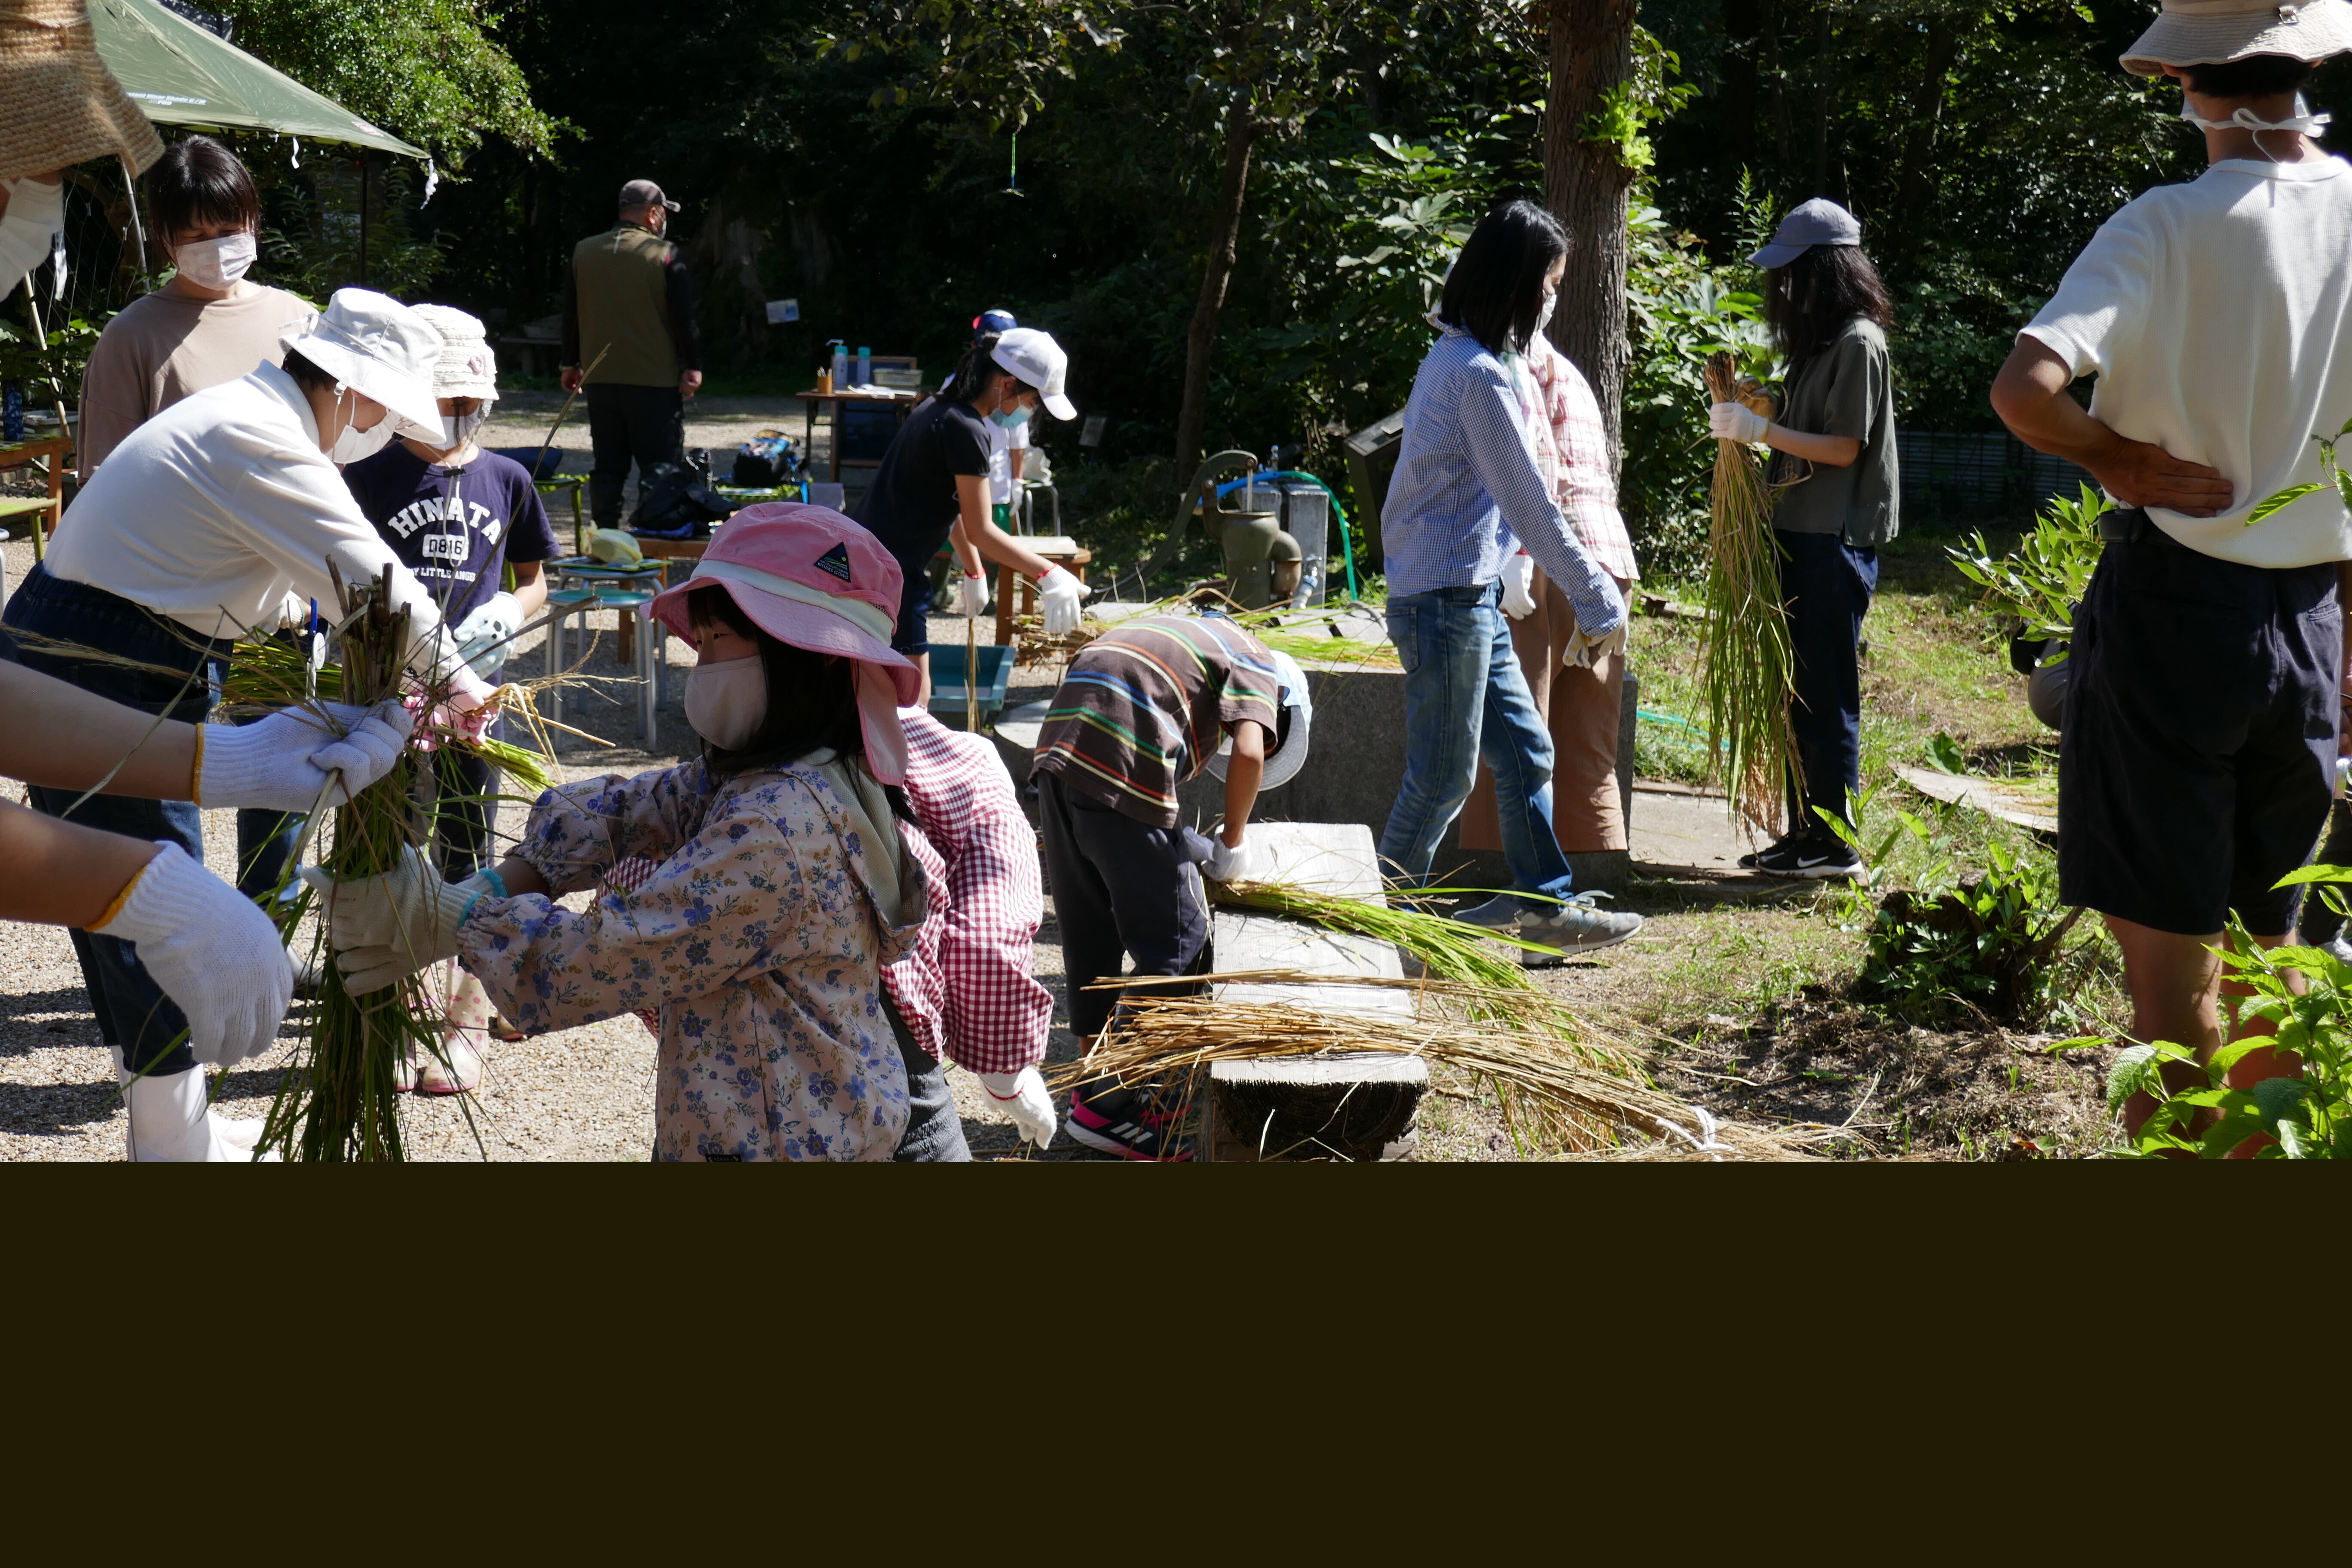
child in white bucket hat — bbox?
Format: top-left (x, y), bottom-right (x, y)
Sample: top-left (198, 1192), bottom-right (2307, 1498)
top-left (342, 302), bottom-right (560, 1092)
top-left (0, 284), bottom-right (495, 1159)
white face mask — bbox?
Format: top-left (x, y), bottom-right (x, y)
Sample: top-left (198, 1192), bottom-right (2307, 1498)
top-left (328, 393), bottom-right (397, 464)
top-left (174, 231), bottom-right (257, 290)
top-left (1534, 290), bottom-right (1556, 335)
top-left (685, 654), bottom-right (768, 750)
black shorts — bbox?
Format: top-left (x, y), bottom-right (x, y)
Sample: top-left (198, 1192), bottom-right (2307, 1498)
top-left (892, 560), bottom-right (934, 655)
top-left (2058, 512), bottom-right (2341, 936)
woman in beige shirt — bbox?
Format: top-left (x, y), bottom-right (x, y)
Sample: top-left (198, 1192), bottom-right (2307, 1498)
top-left (76, 135), bottom-right (316, 479)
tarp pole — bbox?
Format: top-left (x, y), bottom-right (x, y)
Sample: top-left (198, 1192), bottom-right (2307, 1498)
top-left (357, 151), bottom-right (368, 286)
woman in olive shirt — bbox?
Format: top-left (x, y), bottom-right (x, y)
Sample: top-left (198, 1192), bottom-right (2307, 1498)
top-left (1707, 198), bottom-right (1900, 880)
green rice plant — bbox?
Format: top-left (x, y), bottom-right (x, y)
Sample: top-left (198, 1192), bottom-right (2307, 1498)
top-left (2107, 876), bottom-right (2352, 1158)
top-left (1207, 877), bottom-right (1545, 995)
top-left (1696, 352), bottom-right (1797, 833)
top-left (1947, 482), bottom-right (2107, 656)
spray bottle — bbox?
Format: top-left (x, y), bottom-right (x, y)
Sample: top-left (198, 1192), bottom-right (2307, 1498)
top-left (828, 339), bottom-right (849, 391)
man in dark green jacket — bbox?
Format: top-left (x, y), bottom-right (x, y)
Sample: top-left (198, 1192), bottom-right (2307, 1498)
top-left (561, 178), bottom-right (702, 527)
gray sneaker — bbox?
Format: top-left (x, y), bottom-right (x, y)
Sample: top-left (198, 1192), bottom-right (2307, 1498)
top-left (1516, 895), bottom-right (1644, 965)
top-left (1451, 894), bottom-right (1525, 930)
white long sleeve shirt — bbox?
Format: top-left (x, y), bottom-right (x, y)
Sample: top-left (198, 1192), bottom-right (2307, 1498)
top-left (46, 361), bottom-right (462, 677)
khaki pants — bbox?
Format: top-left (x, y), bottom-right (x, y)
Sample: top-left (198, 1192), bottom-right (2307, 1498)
top-left (1460, 572), bottom-right (1631, 854)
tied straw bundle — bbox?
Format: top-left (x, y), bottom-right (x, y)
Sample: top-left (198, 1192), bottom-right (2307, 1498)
top-left (245, 566), bottom-right (560, 1161)
top-left (1698, 352), bottom-right (1799, 835)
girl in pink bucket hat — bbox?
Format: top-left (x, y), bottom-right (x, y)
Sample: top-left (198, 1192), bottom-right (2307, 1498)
top-left (306, 504), bottom-right (932, 1161)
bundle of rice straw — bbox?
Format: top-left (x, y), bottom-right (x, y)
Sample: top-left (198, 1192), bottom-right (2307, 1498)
top-left (1698, 352), bottom-right (1799, 834)
top-left (248, 565), bottom-right (545, 1161)
top-left (1061, 971), bottom-right (1830, 1160)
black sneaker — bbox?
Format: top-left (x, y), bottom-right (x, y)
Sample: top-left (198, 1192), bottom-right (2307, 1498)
top-left (1751, 834), bottom-right (1863, 880)
top-left (1737, 831), bottom-right (1808, 871)
top-left (1064, 1082), bottom-right (1195, 1161)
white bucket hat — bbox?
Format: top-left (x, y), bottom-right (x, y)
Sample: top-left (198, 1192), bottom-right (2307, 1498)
top-left (990, 325), bottom-right (1077, 420)
top-left (2121, 0), bottom-right (2352, 76)
top-left (1206, 646), bottom-right (1314, 793)
top-left (286, 288), bottom-right (445, 432)
top-left (407, 303), bottom-right (499, 402)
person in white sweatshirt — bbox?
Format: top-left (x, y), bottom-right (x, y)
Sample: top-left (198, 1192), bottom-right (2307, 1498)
top-left (0, 287), bottom-right (492, 1161)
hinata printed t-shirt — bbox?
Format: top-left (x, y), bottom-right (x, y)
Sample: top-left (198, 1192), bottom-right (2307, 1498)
top-left (1031, 613), bottom-right (1281, 828)
top-left (342, 444), bottom-right (560, 627)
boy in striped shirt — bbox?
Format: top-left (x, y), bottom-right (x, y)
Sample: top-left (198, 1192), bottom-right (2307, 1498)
top-left (1032, 612), bottom-right (1311, 1158)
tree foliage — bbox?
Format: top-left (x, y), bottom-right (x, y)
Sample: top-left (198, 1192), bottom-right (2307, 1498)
top-left (207, 0), bottom-right (567, 172)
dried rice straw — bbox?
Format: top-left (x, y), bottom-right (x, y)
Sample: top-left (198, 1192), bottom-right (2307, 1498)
top-left (1061, 971), bottom-right (1829, 1161)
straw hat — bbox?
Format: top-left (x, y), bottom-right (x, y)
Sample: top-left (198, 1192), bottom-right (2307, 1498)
top-left (2121, 0), bottom-right (2352, 77)
top-left (407, 303), bottom-right (499, 401)
top-left (0, 0), bottom-right (164, 180)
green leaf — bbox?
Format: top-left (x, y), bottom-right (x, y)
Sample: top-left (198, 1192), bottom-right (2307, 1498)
top-left (2244, 482), bottom-right (2324, 526)
top-left (2251, 1075), bottom-right (2306, 1127)
top-left (2106, 1043), bottom-right (2162, 1112)
top-left (1926, 731), bottom-right (1968, 775)
top-left (2272, 863), bottom-right (2352, 888)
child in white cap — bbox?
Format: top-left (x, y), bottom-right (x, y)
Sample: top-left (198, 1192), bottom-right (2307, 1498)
top-left (343, 303), bottom-right (558, 1092)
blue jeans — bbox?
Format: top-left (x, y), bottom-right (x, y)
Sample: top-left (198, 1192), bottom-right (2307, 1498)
top-left (0, 564), bottom-right (230, 1075)
top-left (1776, 531), bottom-right (1878, 834)
top-left (1378, 582), bottom-right (1576, 911)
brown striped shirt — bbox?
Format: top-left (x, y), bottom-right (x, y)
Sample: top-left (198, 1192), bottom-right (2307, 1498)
top-left (1032, 614), bottom-right (1281, 827)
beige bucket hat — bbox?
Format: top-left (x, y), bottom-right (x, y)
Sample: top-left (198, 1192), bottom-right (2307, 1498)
top-left (2122, 0), bottom-right (2352, 77)
top-left (407, 304), bottom-right (499, 401)
top-left (0, 0), bottom-right (164, 180)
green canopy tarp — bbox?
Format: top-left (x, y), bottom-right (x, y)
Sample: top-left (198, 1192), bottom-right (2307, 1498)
top-left (86, 0), bottom-right (426, 162)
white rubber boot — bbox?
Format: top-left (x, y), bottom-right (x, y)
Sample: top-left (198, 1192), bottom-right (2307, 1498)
top-left (115, 1052), bottom-right (279, 1163)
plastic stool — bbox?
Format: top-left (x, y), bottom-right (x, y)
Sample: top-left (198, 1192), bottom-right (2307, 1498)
top-left (542, 586), bottom-right (668, 749)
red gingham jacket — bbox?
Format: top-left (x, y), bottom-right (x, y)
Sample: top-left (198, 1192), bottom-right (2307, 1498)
top-left (606, 710), bottom-right (1051, 1075)
top-left (1530, 340), bottom-right (1640, 583)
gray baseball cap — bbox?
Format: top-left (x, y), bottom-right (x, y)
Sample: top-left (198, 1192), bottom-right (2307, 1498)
top-left (1749, 197), bottom-right (1862, 269)
top-left (619, 179), bottom-right (680, 212)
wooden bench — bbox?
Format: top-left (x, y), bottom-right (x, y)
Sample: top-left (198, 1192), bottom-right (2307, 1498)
top-left (1197, 821), bottom-right (1427, 1162)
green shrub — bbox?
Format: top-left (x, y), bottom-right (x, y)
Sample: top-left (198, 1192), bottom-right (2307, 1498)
top-left (2107, 871), bottom-right (2352, 1158)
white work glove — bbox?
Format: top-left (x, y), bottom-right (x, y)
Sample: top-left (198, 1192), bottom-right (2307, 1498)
top-left (196, 699), bottom-right (415, 813)
top-left (1501, 551), bottom-right (1537, 619)
top-left (94, 843), bottom-right (293, 1066)
top-left (299, 844), bottom-right (501, 994)
top-left (453, 591), bottom-right (525, 676)
top-left (981, 1066), bottom-right (1058, 1146)
top-left (1709, 400), bottom-right (1769, 443)
top-left (1037, 565), bottom-right (1088, 637)
top-left (1566, 625), bottom-right (1629, 670)
top-left (1204, 833), bottom-right (1265, 884)
top-left (957, 571), bottom-right (991, 621)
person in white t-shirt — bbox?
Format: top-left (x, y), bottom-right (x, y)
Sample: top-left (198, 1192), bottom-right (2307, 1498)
top-left (1991, 0), bottom-right (2352, 1148)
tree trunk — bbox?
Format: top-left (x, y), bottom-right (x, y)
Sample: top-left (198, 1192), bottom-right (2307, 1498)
top-left (1173, 112), bottom-right (1261, 479)
top-left (1765, 0), bottom-right (1790, 165)
top-left (1811, 3), bottom-right (1833, 196)
top-left (1543, 0), bottom-right (1638, 479)
top-left (1887, 18), bottom-right (1960, 244)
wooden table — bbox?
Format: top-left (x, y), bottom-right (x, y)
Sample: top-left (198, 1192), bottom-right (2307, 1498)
top-left (0, 433), bottom-right (74, 560)
top-left (993, 537), bottom-right (1092, 648)
top-left (798, 387), bottom-right (919, 484)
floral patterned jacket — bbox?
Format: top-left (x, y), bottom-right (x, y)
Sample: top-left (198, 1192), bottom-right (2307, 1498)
top-left (459, 756), bottom-right (927, 1161)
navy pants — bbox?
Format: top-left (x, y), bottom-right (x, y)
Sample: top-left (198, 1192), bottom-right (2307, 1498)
top-left (887, 995), bottom-right (973, 1163)
top-left (1777, 530), bottom-right (1878, 836)
top-left (1035, 769), bottom-right (1213, 1045)
top-left (1, 564), bottom-right (230, 1076)
top-left (585, 383), bottom-right (684, 527)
